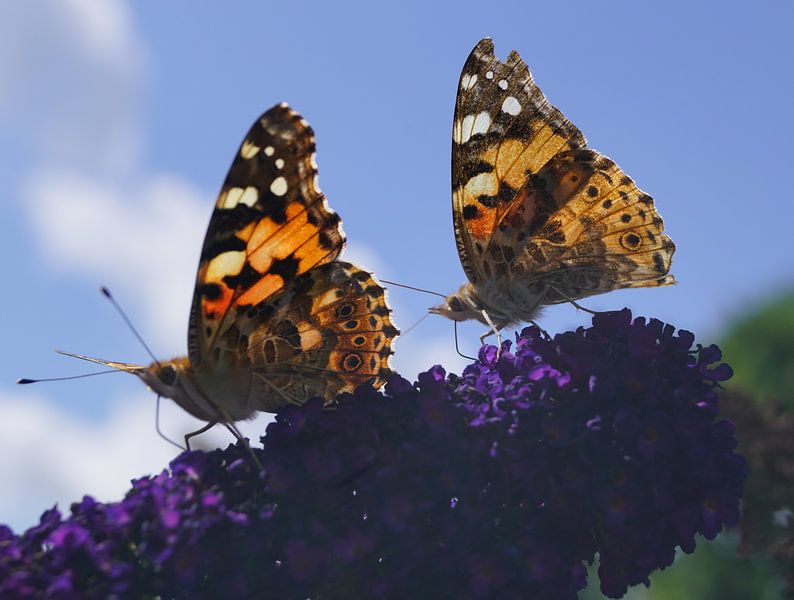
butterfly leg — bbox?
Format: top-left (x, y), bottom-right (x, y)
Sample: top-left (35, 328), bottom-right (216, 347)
top-left (222, 421), bottom-right (263, 472)
top-left (184, 420), bottom-right (217, 450)
top-left (479, 309), bottom-right (504, 358)
top-left (528, 319), bottom-right (552, 340)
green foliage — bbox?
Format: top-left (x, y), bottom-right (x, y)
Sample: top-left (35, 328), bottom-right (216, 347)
top-left (580, 535), bottom-right (784, 599)
top-left (720, 291), bottom-right (794, 410)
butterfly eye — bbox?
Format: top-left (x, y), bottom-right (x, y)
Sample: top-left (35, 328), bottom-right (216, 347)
top-left (449, 296), bottom-right (464, 312)
top-left (159, 365), bottom-right (178, 386)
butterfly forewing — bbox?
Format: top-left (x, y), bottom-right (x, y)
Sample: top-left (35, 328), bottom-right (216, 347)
top-left (451, 38), bottom-right (674, 308)
top-left (452, 38), bottom-right (586, 286)
top-left (189, 104), bottom-right (343, 368)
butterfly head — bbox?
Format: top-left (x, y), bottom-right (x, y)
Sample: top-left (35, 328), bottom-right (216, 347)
top-left (136, 357), bottom-right (194, 402)
top-left (429, 283), bottom-right (483, 322)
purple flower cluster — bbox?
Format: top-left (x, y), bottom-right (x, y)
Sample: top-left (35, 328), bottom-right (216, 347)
top-left (0, 310), bottom-right (746, 599)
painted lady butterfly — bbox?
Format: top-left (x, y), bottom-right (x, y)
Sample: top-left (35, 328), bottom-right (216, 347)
top-left (56, 104), bottom-right (398, 441)
top-left (431, 39), bottom-right (675, 335)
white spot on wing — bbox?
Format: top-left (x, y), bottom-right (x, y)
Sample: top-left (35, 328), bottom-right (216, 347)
top-left (312, 174), bottom-right (321, 194)
top-left (459, 115), bottom-right (475, 144)
top-left (240, 140), bottom-right (260, 159)
top-left (461, 73), bottom-right (478, 90)
top-left (452, 119), bottom-right (462, 144)
top-left (454, 111), bottom-right (491, 145)
top-left (218, 187), bottom-right (240, 209)
top-left (463, 172), bottom-right (498, 199)
top-left (218, 186), bottom-right (258, 209)
top-left (275, 158), bottom-right (285, 169)
top-left (471, 111), bottom-right (491, 136)
top-left (206, 250), bottom-right (245, 282)
top-left (498, 79), bottom-right (508, 90)
top-left (270, 176), bottom-right (288, 197)
top-left (485, 70), bottom-right (494, 80)
top-left (309, 153), bottom-right (318, 170)
top-left (264, 146), bottom-right (275, 157)
top-left (238, 186), bottom-right (258, 207)
top-left (501, 96), bottom-right (522, 116)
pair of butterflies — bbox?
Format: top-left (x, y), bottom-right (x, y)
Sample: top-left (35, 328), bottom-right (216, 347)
top-left (36, 39), bottom-right (674, 441)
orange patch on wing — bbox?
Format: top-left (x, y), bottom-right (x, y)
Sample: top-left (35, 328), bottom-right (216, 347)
top-left (236, 273), bottom-right (285, 306)
top-left (235, 221), bottom-right (257, 243)
top-left (202, 283), bottom-right (234, 320)
top-left (455, 190), bottom-right (495, 241)
top-left (248, 208), bottom-right (319, 274)
top-left (484, 127), bottom-right (570, 191)
top-left (248, 218), bottom-right (281, 256)
top-left (293, 233), bottom-right (333, 272)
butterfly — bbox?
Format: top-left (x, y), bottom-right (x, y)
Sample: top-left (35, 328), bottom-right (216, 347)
top-left (431, 39), bottom-right (675, 337)
top-left (41, 104), bottom-right (398, 447)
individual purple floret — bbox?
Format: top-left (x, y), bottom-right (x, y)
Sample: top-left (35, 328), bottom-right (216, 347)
top-left (0, 310), bottom-right (746, 599)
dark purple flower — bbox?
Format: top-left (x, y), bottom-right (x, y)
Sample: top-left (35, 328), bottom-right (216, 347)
top-left (0, 310), bottom-right (744, 599)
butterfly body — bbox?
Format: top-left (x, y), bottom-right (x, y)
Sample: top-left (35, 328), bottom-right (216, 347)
top-left (432, 280), bottom-right (542, 329)
top-left (434, 39), bottom-right (675, 331)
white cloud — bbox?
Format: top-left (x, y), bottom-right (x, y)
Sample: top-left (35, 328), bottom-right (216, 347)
top-left (0, 0), bottom-right (146, 173)
top-left (0, 386), bottom-right (274, 533)
top-left (22, 169), bottom-right (209, 348)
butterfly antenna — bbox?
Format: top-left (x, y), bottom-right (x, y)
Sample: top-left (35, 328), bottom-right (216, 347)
top-left (380, 279), bottom-right (447, 299)
top-left (100, 287), bottom-right (161, 366)
top-left (454, 322), bottom-right (476, 361)
top-left (154, 395), bottom-right (186, 451)
top-left (17, 369), bottom-right (121, 384)
top-left (399, 312), bottom-right (431, 337)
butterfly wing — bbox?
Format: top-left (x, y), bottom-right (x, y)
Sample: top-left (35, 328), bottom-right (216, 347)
top-left (452, 38), bottom-right (674, 302)
top-left (188, 104), bottom-right (396, 413)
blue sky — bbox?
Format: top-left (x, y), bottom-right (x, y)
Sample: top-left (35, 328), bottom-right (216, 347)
top-left (1, 1), bottom-right (792, 532)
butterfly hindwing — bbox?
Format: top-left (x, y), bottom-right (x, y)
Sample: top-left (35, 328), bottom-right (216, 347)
top-left (193, 261), bottom-right (397, 413)
top-left (484, 148), bottom-right (675, 303)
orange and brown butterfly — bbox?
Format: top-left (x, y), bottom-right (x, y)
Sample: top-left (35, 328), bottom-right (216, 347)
top-left (431, 38), bottom-right (675, 334)
top-left (32, 103), bottom-right (398, 439)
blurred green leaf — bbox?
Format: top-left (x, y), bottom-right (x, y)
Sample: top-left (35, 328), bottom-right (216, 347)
top-left (720, 291), bottom-right (794, 410)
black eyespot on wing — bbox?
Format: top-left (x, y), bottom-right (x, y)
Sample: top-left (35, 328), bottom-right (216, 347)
top-left (336, 303), bottom-right (355, 318)
top-left (341, 352), bottom-right (362, 372)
